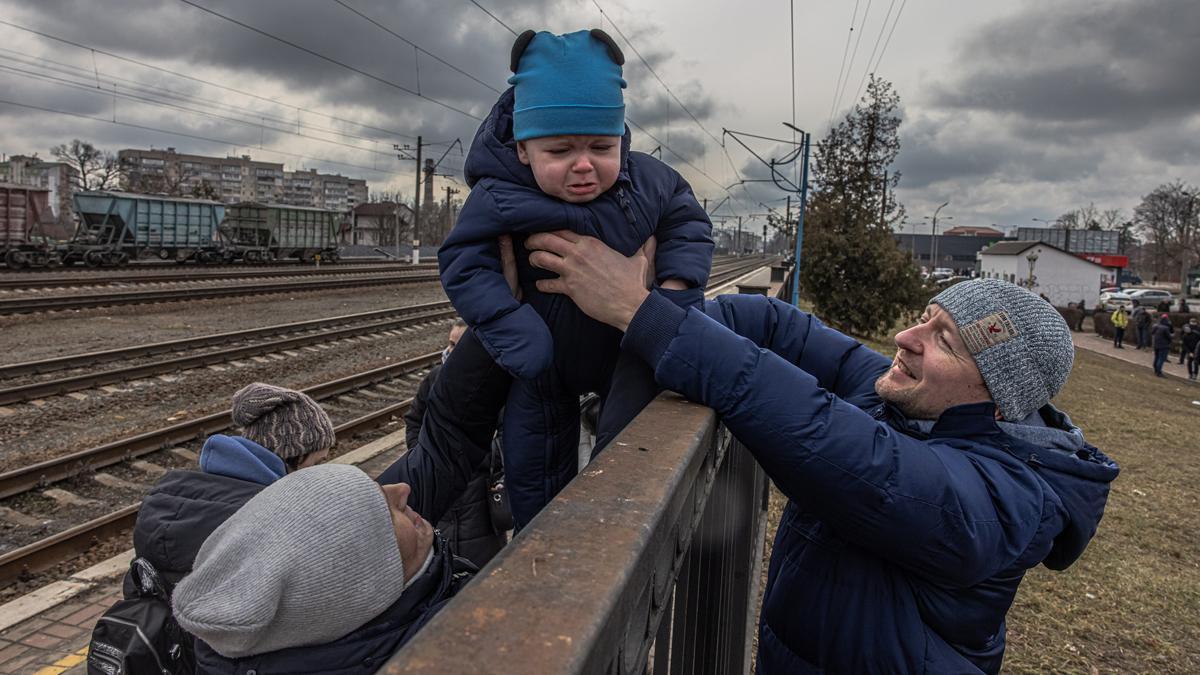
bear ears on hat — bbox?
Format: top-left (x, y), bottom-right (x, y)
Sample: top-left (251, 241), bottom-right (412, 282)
top-left (509, 29), bottom-right (625, 73)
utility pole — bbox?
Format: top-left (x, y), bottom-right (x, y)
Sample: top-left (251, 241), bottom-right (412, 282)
top-left (736, 216), bottom-right (742, 255)
top-left (444, 184), bottom-right (460, 243)
top-left (395, 137), bottom-right (425, 261)
top-left (925, 201), bottom-right (950, 271)
top-left (792, 131), bottom-right (810, 306)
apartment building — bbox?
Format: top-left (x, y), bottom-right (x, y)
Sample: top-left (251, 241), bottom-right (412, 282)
top-left (118, 148), bottom-right (368, 212)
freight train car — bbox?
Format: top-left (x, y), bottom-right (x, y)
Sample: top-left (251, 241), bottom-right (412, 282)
top-left (219, 202), bottom-right (341, 262)
top-left (65, 191), bottom-right (226, 266)
top-left (0, 184), bottom-right (60, 268)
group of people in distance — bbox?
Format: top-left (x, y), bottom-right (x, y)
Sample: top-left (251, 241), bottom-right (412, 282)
top-left (96, 28), bottom-right (1117, 675)
top-left (1110, 299), bottom-right (1200, 379)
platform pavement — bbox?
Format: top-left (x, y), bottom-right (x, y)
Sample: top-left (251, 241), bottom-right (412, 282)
top-left (0, 427), bottom-right (415, 674)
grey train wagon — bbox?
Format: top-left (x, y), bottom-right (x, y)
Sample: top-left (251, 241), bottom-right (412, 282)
top-left (219, 202), bottom-right (341, 262)
top-left (67, 191), bottom-right (226, 266)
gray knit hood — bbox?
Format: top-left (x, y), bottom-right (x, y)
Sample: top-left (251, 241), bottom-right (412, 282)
top-left (172, 464), bottom-right (405, 658)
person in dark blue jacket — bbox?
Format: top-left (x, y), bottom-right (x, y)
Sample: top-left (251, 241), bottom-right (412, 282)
top-left (102, 384), bottom-right (336, 674)
top-left (172, 329), bottom-right (511, 674)
top-left (520, 233), bottom-right (1119, 674)
top-left (439, 29), bottom-right (713, 527)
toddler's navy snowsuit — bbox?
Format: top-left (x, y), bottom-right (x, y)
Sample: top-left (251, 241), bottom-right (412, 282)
top-left (439, 89), bottom-right (713, 528)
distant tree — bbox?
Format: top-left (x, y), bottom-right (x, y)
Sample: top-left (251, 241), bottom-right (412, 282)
top-left (190, 179), bottom-right (220, 200)
top-left (1134, 180), bottom-right (1199, 292)
top-left (1056, 202), bottom-right (1101, 230)
top-left (126, 167), bottom-right (196, 196)
top-left (800, 75), bottom-right (924, 337)
top-left (50, 139), bottom-right (121, 190)
top-left (1099, 208), bottom-right (1123, 231)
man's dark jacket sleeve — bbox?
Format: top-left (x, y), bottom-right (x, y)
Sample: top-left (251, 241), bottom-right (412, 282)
top-left (404, 364), bottom-right (440, 451)
top-left (377, 330), bottom-right (511, 527)
top-left (621, 292), bottom-right (1061, 586)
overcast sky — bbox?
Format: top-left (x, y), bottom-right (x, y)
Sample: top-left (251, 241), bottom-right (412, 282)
top-left (1, 0), bottom-right (1196, 235)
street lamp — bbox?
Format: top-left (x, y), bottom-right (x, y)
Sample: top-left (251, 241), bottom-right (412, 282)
top-left (923, 201), bottom-right (951, 272)
top-left (1026, 250), bottom-right (1039, 291)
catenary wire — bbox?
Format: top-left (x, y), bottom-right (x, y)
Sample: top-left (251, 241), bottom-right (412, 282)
top-left (0, 64), bottom-right (405, 161)
top-left (334, 0), bottom-right (502, 94)
top-left (832, 0), bottom-right (872, 120)
top-left (850, 0), bottom-right (898, 106)
top-left (0, 19), bottom-right (442, 144)
top-left (828, 0), bottom-right (861, 127)
top-left (175, 0), bottom-right (482, 121)
top-left (0, 97), bottom-right (437, 179)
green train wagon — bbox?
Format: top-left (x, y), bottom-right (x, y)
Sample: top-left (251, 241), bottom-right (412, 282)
top-left (68, 191), bottom-right (226, 266)
top-left (220, 202), bottom-right (341, 262)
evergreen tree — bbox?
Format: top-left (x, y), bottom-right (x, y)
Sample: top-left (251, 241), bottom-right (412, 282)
top-left (800, 75), bottom-right (924, 336)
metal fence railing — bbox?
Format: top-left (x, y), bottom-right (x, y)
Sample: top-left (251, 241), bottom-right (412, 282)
top-left (380, 275), bottom-right (786, 675)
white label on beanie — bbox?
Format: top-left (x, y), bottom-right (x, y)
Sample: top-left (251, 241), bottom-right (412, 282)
top-left (960, 311), bottom-right (1019, 355)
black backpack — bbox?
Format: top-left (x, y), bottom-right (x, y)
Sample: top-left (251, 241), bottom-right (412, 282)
top-left (87, 557), bottom-right (194, 675)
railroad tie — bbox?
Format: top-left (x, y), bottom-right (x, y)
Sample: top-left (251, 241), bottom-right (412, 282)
top-left (93, 473), bottom-right (140, 490)
top-left (169, 447), bottom-right (200, 464)
top-left (0, 506), bottom-right (43, 527)
top-left (42, 489), bottom-right (101, 507)
top-left (131, 461), bottom-right (168, 477)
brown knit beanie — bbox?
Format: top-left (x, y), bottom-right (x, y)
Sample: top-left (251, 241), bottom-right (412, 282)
top-left (230, 383), bottom-right (336, 460)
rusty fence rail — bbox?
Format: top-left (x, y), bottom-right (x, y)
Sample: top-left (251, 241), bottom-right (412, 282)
top-left (382, 272), bottom-right (793, 674)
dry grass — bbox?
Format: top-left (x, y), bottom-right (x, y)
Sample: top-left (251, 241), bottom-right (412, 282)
top-left (755, 341), bottom-right (1200, 672)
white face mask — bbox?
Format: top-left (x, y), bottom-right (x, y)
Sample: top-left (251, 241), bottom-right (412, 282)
top-left (441, 347), bottom-right (452, 364)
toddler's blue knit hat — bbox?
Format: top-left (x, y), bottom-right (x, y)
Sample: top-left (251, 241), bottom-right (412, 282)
top-left (507, 29), bottom-right (627, 141)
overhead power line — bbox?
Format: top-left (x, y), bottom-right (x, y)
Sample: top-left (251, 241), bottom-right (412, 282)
top-left (334, 0), bottom-right (501, 94)
top-left (857, 0), bottom-right (908, 99)
top-left (0, 48), bottom-right (405, 148)
top-left (851, 0), bottom-right (900, 105)
top-left (828, 0), bottom-right (861, 127)
top-left (0, 19), bottom-right (433, 143)
top-left (831, 0), bottom-right (872, 120)
top-left (467, 0), bottom-right (518, 36)
top-left (176, 0), bottom-right (482, 121)
top-left (0, 97), bottom-right (413, 178)
top-left (0, 64), bottom-right (423, 169)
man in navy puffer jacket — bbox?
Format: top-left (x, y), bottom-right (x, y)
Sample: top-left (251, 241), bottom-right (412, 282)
top-left (521, 234), bottom-right (1119, 673)
top-left (440, 29), bottom-right (713, 528)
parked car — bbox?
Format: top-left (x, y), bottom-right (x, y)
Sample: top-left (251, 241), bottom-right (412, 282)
top-left (936, 275), bottom-right (970, 287)
top-left (1100, 290), bottom-right (1132, 311)
top-left (1126, 288), bottom-right (1174, 308)
top-left (930, 267), bottom-right (954, 279)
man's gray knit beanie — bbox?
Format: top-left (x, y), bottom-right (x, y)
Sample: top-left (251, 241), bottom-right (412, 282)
top-left (231, 382), bottom-right (335, 460)
top-left (172, 464), bottom-right (405, 657)
top-left (931, 279), bottom-right (1073, 421)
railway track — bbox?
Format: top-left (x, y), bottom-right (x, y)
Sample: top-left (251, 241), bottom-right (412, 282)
top-left (0, 262), bottom-right (436, 291)
top-left (0, 255), bottom-right (780, 589)
top-left (0, 302), bottom-right (455, 405)
top-left (0, 270), bottom-right (441, 315)
top-left (0, 256), bottom-right (409, 272)
top-left (0, 351), bottom-right (440, 586)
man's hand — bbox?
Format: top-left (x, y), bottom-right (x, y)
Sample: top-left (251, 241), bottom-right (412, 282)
top-left (498, 234), bottom-right (522, 300)
top-left (525, 231), bottom-right (654, 331)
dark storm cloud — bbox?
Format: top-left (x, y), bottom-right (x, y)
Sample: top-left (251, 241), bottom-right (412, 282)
top-left (1, 0), bottom-right (722, 191)
top-left (928, 0), bottom-right (1200, 130)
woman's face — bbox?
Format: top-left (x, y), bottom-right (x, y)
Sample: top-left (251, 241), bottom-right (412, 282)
top-left (380, 482), bottom-right (434, 581)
